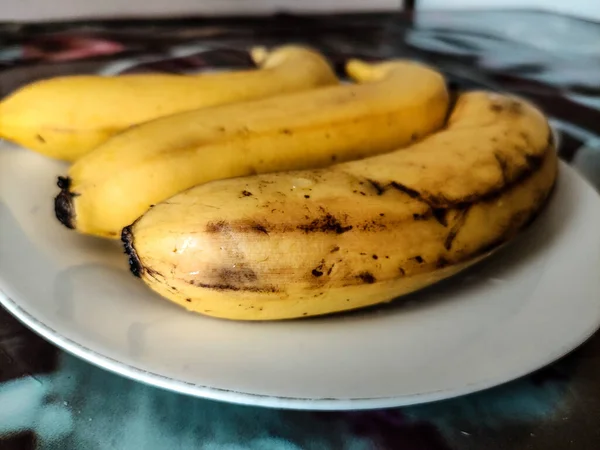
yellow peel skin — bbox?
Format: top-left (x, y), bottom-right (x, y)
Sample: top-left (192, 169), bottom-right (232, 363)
top-left (56, 58), bottom-right (449, 238)
top-left (0, 45), bottom-right (338, 161)
top-left (124, 91), bottom-right (558, 321)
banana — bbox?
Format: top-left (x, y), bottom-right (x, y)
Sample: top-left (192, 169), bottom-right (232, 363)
top-left (0, 45), bottom-right (337, 161)
top-left (122, 91), bottom-right (558, 321)
top-left (54, 58), bottom-right (450, 238)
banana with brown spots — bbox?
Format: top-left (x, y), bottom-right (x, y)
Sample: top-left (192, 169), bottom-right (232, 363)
top-left (54, 57), bottom-right (449, 238)
top-left (123, 90), bottom-right (557, 321)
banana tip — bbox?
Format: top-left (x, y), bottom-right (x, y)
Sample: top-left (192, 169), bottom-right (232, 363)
top-left (121, 226), bottom-right (143, 278)
top-left (250, 46), bottom-right (269, 66)
top-left (345, 59), bottom-right (373, 82)
top-left (54, 176), bottom-right (76, 230)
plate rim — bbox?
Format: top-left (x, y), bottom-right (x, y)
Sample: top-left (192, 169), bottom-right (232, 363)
top-left (1, 160), bottom-right (600, 411)
top-left (1, 280), bottom-right (599, 411)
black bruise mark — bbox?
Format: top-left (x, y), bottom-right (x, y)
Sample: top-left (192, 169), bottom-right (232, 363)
top-left (431, 208), bottom-right (448, 227)
top-left (330, 246), bottom-right (340, 253)
top-left (327, 265), bottom-right (335, 276)
top-left (411, 256), bottom-right (424, 264)
top-left (390, 181), bottom-right (421, 199)
top-left (366, 143), bottom-right (550, 210)
top-left (399, 267), bottom-right (406, 276)
top-left (444, 206), bottom-right (470, 250)
top-left (366, 178), bottom-right (384, 195)
top-left (250, 223), bottom-right (269, 235)
top-left (357, 272), bottom-right (376, 284)
top-left (242, 190), bottom-right (253, 197)
top-left (312, 269), bottom-right (323, 277)
top-left (144, 268), bottom-right (165, 285)
top-left (411, 132), bottom-right (419, 142)
top-left (525, 153), bottom-right (544, 171)
top-left (372, 255), bottom-right (378, 260)
top-left (190, 281), bottom-right (279, 293)
top-left (297, 213), bottom-right (353, 234)
top-left (490, 103), bottom-right (504, 112)
top-left (304, 195), bottom-right (310, 199)
top-left (412, 212), bottom-right (429, 221)
top-left (186, 298), bottom-right (192, 302)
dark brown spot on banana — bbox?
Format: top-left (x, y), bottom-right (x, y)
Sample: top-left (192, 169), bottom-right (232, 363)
top-left (206, 220), bottom-right (268, 235)
top-left (241, 190), bottom-right (253, 197)
top-left (188, 281), bottom-right (279, 293)
top-left (36, 134), bottom-right (46, 143)
top-left (431, 208), bottom-right (448, 226)
top-left (330, 246), bottom-right (340, 253)
top-left (411, 256), bottom-right (425, 264)
top-left (436, 257), bottom-right (450, 269)
top-left (250, 222), bottom-right (269, 235)
top-left (366, 178), bottom-right (385, 195)
top-left (297, 213), bottom-right (353, 234)
top-left (357, 272), bottom-right (376, 284)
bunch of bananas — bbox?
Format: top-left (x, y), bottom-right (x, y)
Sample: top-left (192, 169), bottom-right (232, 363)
top-left (0, 44), bottom-right (557, 321)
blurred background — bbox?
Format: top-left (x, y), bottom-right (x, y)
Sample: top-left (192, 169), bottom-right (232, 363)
top-left (2, 0), bottom-right (599, 22)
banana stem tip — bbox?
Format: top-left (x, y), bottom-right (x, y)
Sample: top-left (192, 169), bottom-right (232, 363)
top-left (121, 226), bottom-right (143, 278)
top-left (54, 176), bottom-right (76, 230)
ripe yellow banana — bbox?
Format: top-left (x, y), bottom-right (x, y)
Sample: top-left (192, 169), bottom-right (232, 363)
top-left (55, 58), bottom-right (450, 238)
top-left (122, 91), bottom-right (558, 321)
top-left (0, 45), bottom-right (337, 161)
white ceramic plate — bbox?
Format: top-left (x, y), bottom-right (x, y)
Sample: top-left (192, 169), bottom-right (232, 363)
top-left (1, 141), bottom-right (600, 411)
